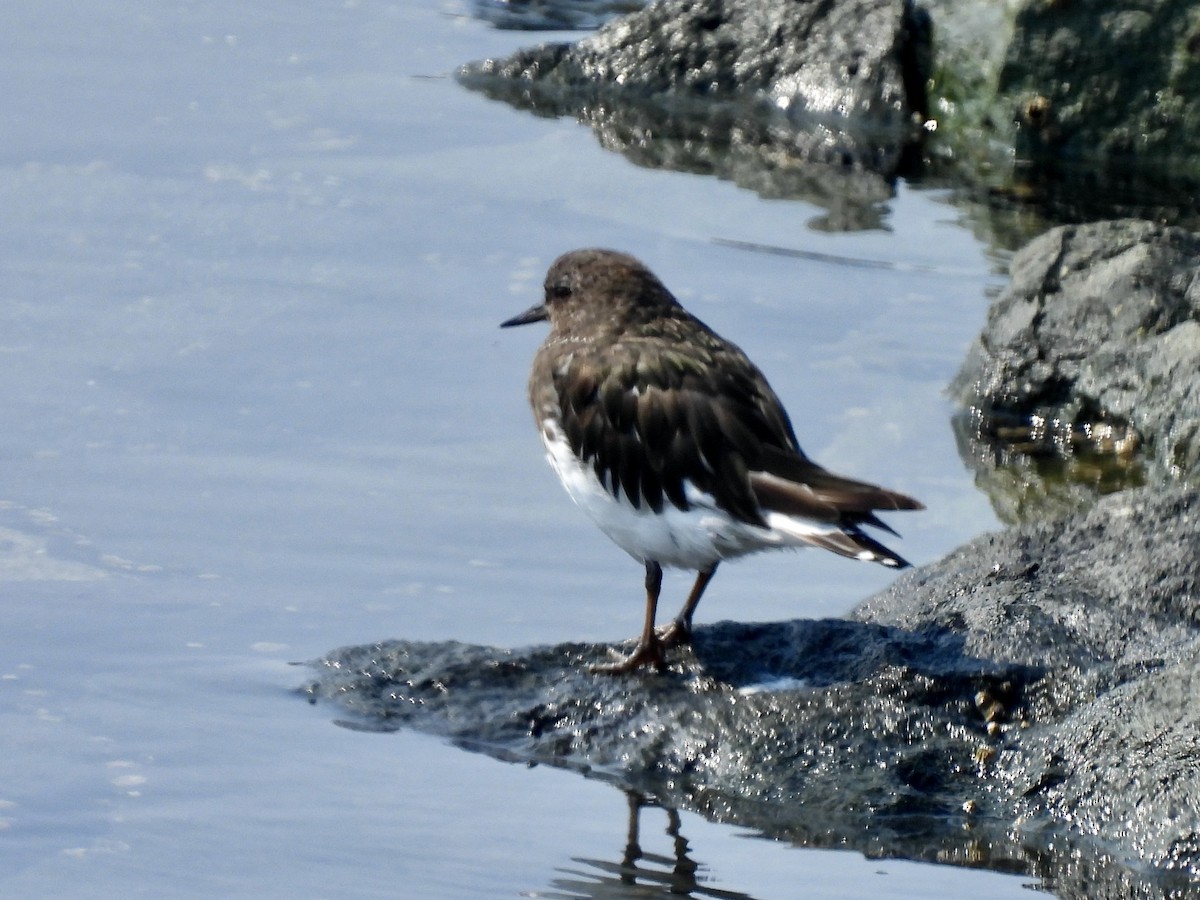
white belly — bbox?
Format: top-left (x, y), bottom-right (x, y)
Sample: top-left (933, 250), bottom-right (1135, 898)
top-left (539, 420), bottom-right (835, 569)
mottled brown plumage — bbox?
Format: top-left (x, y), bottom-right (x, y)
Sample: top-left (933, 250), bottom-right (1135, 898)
top-left (502, 248), bottom-right (922, 672)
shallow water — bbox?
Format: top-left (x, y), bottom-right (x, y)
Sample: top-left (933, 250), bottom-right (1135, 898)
top-left (0, 2), bottom-right (1037, 897)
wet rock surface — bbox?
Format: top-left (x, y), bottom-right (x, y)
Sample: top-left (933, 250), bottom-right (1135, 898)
top-left (460, 0), bottom-right (928, 120)
top-left (308, 485), bottom-right (1200, 894)
top-left (954, 219), bottom-right (1200, 511)
top-left (996, 0), bottom-right (1200, 173)
top-left (858, 486), bottom-right (1200, 884)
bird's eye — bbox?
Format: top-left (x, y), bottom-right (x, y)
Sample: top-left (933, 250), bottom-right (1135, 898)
top-left (548, 280), bottom-right (572, 301)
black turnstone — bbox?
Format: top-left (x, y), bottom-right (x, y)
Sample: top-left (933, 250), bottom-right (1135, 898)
top-left (502, 249), bottom-right (923, 673)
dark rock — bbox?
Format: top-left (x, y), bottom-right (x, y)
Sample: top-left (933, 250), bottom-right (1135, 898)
top-left (858, 486), bottom-right (1200, 885)
top-left (997, 0), bottom-right (1200, 173)
top-left (307, 485), bottom-right (1200, 894)
top-left (923, 0), bottom-right (1200, 230)
top-left (461, 0), bottom-right (1200, 232)
top-left (457, 0), bottom-right (931, 228)
top-left (464, 0), bottom-right (928, 120)
top-left (954, 219), bottom-right (1200, 517)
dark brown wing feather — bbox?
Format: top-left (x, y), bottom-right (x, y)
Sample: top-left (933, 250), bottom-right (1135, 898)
top-left (537, 314), bottom-right (922, 558)
top-left (541, 319), bottom-right (795, 525)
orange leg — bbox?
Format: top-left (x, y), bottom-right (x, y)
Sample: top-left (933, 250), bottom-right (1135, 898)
top-left (591, 561), bottom-right (665, 674)
top-left (659, 562), bottom-right (718, 648)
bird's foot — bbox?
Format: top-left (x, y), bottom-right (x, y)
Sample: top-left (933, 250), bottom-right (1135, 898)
top-left (589, 636), bottom-right (666, 674)
top-left (657, 618), bottom-right (692, 649)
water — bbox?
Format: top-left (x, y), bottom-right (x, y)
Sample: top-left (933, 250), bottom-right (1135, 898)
top-left (0, 2), bottom-right (1035, 896)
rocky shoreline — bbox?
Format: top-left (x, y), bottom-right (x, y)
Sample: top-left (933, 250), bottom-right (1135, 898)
top-left (308, 1), bottom-right (1200, 893)
top-left (308, 486), bottom-right (1199, 894)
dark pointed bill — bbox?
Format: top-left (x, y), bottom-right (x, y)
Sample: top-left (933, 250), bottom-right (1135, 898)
top-left (500, 303), bottom-right (549, 328)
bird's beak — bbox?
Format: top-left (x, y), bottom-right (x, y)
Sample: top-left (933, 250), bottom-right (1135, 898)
top-left (500, 303), bottom-right (549, 328)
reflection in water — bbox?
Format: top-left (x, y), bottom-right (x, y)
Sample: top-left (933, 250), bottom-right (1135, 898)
top-left (470, 0), bottom-right (646, 30)
top-left (952, 409), bottom-right (1146, 525)
top-left (457, 73), bottom-right (913, 232)
top-left (538, 792), bottom-right (756, 900)
top-left (1000, 159), bottom-right (1200, 234)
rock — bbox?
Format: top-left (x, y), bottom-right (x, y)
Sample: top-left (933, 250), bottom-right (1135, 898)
top-left (858, 487), bottom-right (1200, 883)
top-left (461, 0), bottom-right (928, 120)
top-left (922, 0), bottom-right (1200, 227)
top-left (954, 219), bottom-right (1200, 510)
top-left (997, 0), bottom-right (1200, 172)
top-left (457, 0), bottom-right (931, 228)
top-left (306, 484), bottom-right (1200, 894)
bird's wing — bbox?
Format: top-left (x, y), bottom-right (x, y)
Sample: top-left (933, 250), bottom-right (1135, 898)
top-left (749, 447), bottom-right (924, 523)
top-left (549, 329), bottom-right (923, 531)
top-left (549, 336), bottom-right (800, 527)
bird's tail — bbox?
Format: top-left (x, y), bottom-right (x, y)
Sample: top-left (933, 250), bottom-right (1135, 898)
top-left (762, 511), bottom-right (911, 568)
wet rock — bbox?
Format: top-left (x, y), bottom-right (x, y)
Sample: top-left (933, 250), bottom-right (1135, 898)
top-left (457, 0), bottom-right (930, 228)
top-left (307, 484), bottom-right (1200, 893)
top-left (954, 219), bottom-right (1200, 511)
top-left (997, 0), bottom-right (1200, 173)
top-left (462, 0), bottom-right (928, 120)
top-left (923, 0), bottom-right (1200, 227)
top-left (859, 486), bottom-right (1200, 880)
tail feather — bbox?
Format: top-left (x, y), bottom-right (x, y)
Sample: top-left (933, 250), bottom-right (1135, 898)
top-left (748, 457), bottom-right (920, 569)
top-left (749, 469), bottom-right (922, 521)
top-left (859, 510), bottom-right (901, 538)
top-left (807, 528), bottom-right (911, 569)
top-left (765, 512), bottom-right (911, 569)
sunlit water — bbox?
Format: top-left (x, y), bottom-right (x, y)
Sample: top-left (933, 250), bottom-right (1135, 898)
top-left (0, 2), bottom-right (1037, 897)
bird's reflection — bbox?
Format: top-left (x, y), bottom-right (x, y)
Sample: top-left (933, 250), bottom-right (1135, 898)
top-left (538, 791), bottom-right (757, 899)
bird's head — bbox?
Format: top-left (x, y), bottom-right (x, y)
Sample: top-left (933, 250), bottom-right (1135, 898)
top-left (500, 249), bottom-right (679, 337)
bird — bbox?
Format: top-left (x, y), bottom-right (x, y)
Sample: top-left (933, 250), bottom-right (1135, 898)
top-left (501, 248), bottom-right (923, 673)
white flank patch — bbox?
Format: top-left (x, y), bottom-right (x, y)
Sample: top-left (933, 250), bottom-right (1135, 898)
top-left (539, 420), bottom-right (845, 569)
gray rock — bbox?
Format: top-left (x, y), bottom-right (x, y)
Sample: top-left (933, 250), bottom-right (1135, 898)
top-left (306, 485), bottom-right (1200, 894)
top-left (463, 0), bottom-right (927, 119)
top-left (954, 219), bottom-right (1200, 505)
top-left (457, 0), bottom-right (930, 228)
top-left (859, 486), bottom-right (1200, 882)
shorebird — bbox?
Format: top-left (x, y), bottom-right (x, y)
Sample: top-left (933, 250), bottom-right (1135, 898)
top-left (502, 249), bottom-right (922, 672)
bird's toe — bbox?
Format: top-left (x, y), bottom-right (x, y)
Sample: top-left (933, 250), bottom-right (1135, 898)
top-left (657, 619), bottom-right (693, 648)
top-left (589, 637), bottom-right (666, 674)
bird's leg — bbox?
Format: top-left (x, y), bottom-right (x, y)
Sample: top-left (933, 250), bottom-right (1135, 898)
top-left (659, 562), bottom-right (718, 648)
top-left (591, 560), bottom-right (665, 674)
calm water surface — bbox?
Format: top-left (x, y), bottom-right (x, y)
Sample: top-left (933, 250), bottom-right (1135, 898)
top-left (1, 2), bottom-right (1034, 896)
